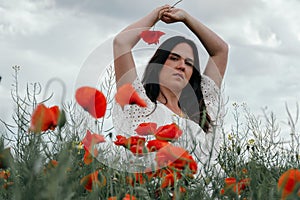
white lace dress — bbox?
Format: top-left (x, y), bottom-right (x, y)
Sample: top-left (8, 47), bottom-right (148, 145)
top-left (111, 74), bottom-right (225, 176)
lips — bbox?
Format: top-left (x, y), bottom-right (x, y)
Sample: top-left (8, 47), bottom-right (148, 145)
top-left (173, 73), bottom-right (184, 79)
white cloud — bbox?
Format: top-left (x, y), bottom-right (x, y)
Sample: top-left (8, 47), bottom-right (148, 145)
top-left (0, 0), bottom-right (299, 137)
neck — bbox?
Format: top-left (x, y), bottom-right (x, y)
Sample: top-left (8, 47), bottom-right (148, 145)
top-left (157, 86), bottom-right (182, 116)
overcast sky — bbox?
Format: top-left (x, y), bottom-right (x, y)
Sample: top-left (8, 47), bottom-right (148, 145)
top-left (1, 0), bottom-right (300, 137)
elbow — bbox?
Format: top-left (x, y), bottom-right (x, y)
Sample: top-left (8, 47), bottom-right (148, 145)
top-left (113, 34), bottom-right (124, 49)
top-left (221, 41), bottom-right (229, 57)
top-left (113, 34), bottom-right (133, 53)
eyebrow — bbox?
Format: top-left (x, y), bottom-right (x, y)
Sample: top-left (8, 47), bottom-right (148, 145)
top-left (169, 52), bottom-right (194, 64)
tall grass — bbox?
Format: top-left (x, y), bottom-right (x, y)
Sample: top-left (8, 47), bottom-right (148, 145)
top-left (0, 66), bottom-right (299, 200)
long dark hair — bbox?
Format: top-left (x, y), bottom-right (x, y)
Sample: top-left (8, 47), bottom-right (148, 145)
top-left (141, 36), bottom-right (212, 133)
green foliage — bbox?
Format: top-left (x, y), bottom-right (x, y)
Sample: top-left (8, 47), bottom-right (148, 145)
top-left (0, 67), bottom-right (299, 199)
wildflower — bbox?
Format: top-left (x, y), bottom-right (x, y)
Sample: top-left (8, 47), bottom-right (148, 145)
top-left (228, 133), bottom-right (234, 140)
top-left (161, 173), bottom-right (175, 188)
top-left (247, 139), bottom-right (255, 145)
top-left (0, 170), bottom-right (10, 180)
top-left (82, 130), bottom-right (106, 152)
top-left (126, 172), bottom-right (148, 185)
top-left (80, 170), bottom-right (106, 192)
top-left (155, 144), bottom-right (197, 174)
top-left (30, 104), bottom-right (60, 133)
top-left (83, 146), bottom-right (99, 165)
top-left (108, 194), bottom-right (137, 200)
top-left (135, 122), bottom-right (157, 136)
top-left (115, 84), bottom-right (147, 109)
top-left (220, 177), bottom-right (250, 195)
top-left (140, 30), bottom-right (165, 45)
top-left (114, 135), bottom-right (146, 149)
top-left (43, 159), bottom-right (59, 174)
top-left (147, 139), bottom-right (169, 152)
top-left (154, 123), bottom-right (183, 141)
top-left (278, 168), bottom-right (300, 199)
top-left (129, 144), bottom-right (146, 157)
top-left (75, 86), bottom-right (107, 118)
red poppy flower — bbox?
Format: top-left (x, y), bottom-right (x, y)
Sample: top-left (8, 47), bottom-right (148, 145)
top-left (115, 84), bottom-right (147, 109)
top-left (83, 146), bottom-right (99, 165)
top-left (126, 172), bottom-right (148, 186)
top-left (130, 144), bottom-right (146, 157)
top-left (122, 194), bottom-right (137, 200)
top-left (82, 130), bottom-right (106, 152)
top-left (140, 30), bottom-right (165, 45)
top-left (0, 170), bottom-right (10, 180)
top-left (135, 122), bottom-right (157, 136)
top-left (278, 169), bottom-right (300, 199)
top-left (30, 104), bottom-right (60, 133)
top-left (155, 145), bottom-right (197, 174)
top-left (220, 177), bottom-right (250, 195)
top-left (75, 86), bottom-right (107, 118)
top-left (80, 170), bottom-right (106, 192)
top-left (114, 135), bottom-right (146, 149)
top-left (161, 173), bottom-right (176, 188)
top-left (147, 139), bottom-right (169, 152)
top-left (114, 135), bottom-right (128, 147)
top-left (154, 123), bottom-right (183, 141)
top-left (108, 194), bottom-right (137, 200)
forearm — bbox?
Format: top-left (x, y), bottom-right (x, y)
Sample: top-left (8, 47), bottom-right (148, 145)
top-left (183, 13), bottom-right (228, 57)
top-left (183, 13), bottom-right (228, 78)
top-left (113, 8), bottom-right (161, 50)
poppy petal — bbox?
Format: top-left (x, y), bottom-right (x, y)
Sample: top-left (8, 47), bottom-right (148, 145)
top-left (154, 123), bottom-right (183, 141)
top-left (278, 168), bottom-right (300, 199)
top-left (82, 130), bottom-right (105, 152)
top-left (140, 30), bottom-right (165, 45)
top-left (147, 139), bottom-right (169, 152)
top-left (30, 104), bottom-right (60, 133)
top-left (75, 86), bottom-right (107, 118)
top-left (115, 84), bottom-right (147, 109)
top-left (135, 122), bottom-right (157, 136)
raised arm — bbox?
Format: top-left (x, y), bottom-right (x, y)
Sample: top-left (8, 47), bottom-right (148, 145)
top-left (113, 5), bottom-right (170, 88)
top-left (162, 8), bottom-right (229, 87)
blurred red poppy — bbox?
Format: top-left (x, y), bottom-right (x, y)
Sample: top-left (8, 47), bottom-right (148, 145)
top-left (140, 30), bottom-right (165, 45)
top-left (155, 144), bottom-right (197, 174)
top-left (115, 84), bottom-right (147, 109)
top-left (126, 172), bottom-right (148, 186)
top-left (135, 122), bottom-right (157, 136)
top-left (160, 173), bottom-right (175, 188)
top-left (0, 170), bottom-right (10, 180)
top-left (220, 177), bottom-right (250, 195)
top-left (75, 86), bottom-right (107, 118)
top-left (83, 146), bottom-right (99, 165)
top-left (154, 123), bottom-right (183, 141)
top-left (130, 145), bottom-right (146, 157)
top-left (278, 168), bottom-right (300, 199)
top-left (114, 135), bottom-right (146, 149)
top-left (108, 194), bottom-right (137, 200)
top-left (122, 194), bottom-right (137, 200)
top-left (147, 139), bottom-right (169, 152)
top-left (80, 170), bottom-right (106, 192)
top-left (82, 130), bottom-right (105, 152)
top-left (30, 104), bottom-right (60, 133)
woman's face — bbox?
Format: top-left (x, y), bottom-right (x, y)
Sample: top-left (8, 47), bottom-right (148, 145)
top-left (159, 42), bottom-right (194, 93)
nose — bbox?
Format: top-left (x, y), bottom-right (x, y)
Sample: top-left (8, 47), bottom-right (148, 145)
top-left (175, 59), bottom-right (186, 72)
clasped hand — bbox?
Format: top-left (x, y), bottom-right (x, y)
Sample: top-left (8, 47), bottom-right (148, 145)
top-left (157, 5), bottom-right (187, 24)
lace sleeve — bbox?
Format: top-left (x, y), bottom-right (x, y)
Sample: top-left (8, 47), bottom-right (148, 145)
top-left (200, 75), bottom-right (225, 164)
top-left (112, 77), bottom-right (155, 136)
top-left (201, 75), bottom-right (225, 125)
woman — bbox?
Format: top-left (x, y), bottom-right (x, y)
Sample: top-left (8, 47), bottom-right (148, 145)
top-left (112, 5), bottom-right (228, 174)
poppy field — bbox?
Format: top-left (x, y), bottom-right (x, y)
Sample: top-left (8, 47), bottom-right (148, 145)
top-left (0, 66), bottom-right (300, 200)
